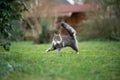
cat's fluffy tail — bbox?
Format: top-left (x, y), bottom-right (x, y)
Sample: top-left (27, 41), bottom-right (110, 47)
top-left (59, 21), bottom-right (76, 39)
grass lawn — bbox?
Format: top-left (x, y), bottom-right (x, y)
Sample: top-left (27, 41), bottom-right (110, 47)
top-left (0, 41), bottom-right (120, 80)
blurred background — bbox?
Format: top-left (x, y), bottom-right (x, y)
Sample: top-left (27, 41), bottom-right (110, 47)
top-left (1, 0), bottom-right (120, 46)
top-left (21, 0), bottom-right (120, 42)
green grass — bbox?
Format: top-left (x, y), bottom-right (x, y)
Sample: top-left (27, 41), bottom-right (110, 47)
top-left (0, 41), bottom-right (120, 80)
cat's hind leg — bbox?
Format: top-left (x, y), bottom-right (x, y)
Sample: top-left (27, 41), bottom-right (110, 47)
top-left (71, 44), bottom-right (79, 54)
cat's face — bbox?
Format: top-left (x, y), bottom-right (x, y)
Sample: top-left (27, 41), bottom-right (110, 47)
top-left (53, 34), bottom-right (61, 42)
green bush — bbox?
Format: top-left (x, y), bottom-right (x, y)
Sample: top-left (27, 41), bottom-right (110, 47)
top-left (10, 21), bottom-right (24, 41)
top-left (0, 53), bottom-right (24, 77)
top-left (39, 21), bottom-right (49, 43)
top-left (0, 0), bottom-right (27, 50)
top-left (77, 17), bottom-right (120, 41)
top-left (35, 18), bottom-right (54, 44)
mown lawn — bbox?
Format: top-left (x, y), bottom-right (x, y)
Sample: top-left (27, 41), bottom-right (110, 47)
top-left (0, 41), bottom-right (120, 80)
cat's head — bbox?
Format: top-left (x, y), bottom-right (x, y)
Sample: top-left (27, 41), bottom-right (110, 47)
top-left (53, 34), bottom-right (62, 42)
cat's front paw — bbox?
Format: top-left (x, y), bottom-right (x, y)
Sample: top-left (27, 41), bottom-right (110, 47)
top-left (46, 49), bottom-right (49, 53)
top-left (76, 52), bottom-right (79, 54)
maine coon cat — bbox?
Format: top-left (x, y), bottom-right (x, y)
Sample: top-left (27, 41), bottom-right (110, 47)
top-left (46, 21), bottom-right (79, 54)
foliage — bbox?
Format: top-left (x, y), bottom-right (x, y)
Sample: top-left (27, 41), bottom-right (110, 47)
top-left (0, 0), bottom-right (27, 50)
top-left (40, 20), bottom-right (49, 43)
top-left (35, 18), bottom-right (50, 43)
top-left (0, 41), bottom-right (120, 80)
top-left (78, 17), bottom-right (113, 41)
top-left (77, 0), bottom-right (120, 41)
top-left (0, 53), bottom-right (23, 78)
top-left (0, 41), bottom-right (11, 51)
top-left (10, 21), bottom-right (24, 41)
top-left (93, 0), bottom-right (120, 40)
top-left (104, 0), bottom-right (120, 41)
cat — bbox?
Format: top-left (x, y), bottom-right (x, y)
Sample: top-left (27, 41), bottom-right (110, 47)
top-left (46, 21), bottom-right (79, 54)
